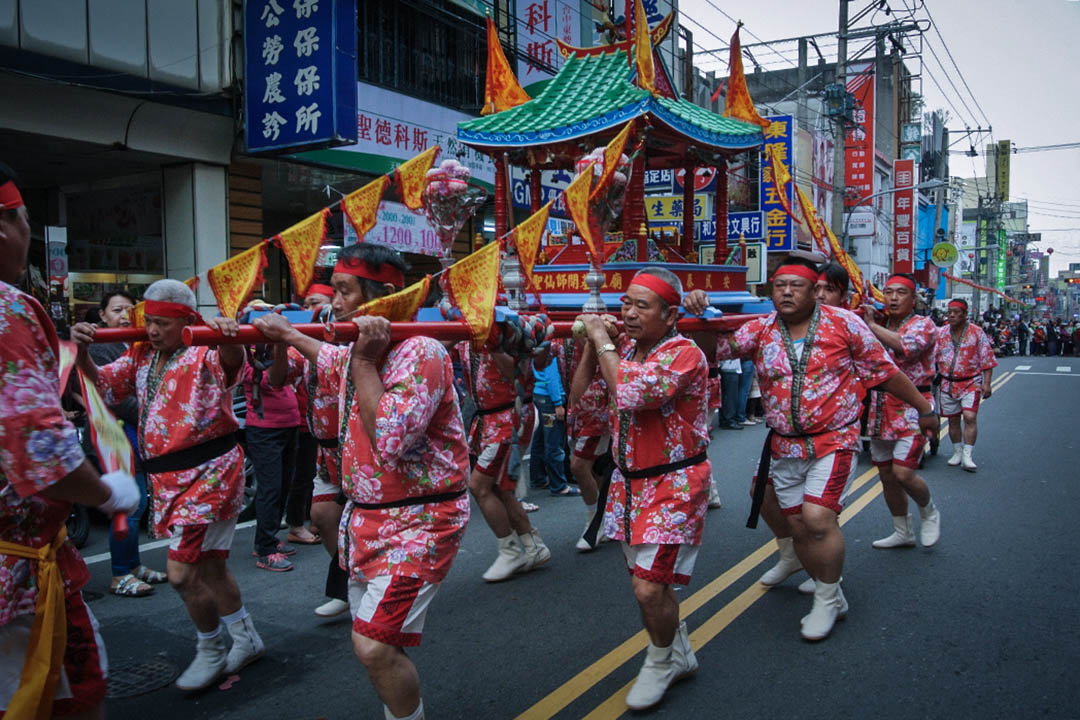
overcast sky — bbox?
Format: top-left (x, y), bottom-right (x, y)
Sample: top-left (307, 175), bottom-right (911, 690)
top-left (679, 0), bottom-right (1080, 275)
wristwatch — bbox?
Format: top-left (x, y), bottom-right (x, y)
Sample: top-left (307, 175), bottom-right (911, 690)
top-left (597, 342), bottom-right (617, 358)
top-left (918, 401), bottom-right (936, 418)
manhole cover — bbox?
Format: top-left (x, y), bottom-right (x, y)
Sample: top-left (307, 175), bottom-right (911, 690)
top-left (107, 658), bottom-right (178, 698)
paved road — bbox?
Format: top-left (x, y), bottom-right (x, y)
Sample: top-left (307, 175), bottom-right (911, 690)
top-left (81, 355), bottom-right (1080, 719)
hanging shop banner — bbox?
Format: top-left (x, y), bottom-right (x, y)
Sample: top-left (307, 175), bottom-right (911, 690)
top-left (645, 194), bottom-right (713, 223)
top-left (510, 167), bottom-right (571, 218)
top-left (517, 0), bottom-right (580, 93)
top-left (892, 158), bottom-right (916, 274)
top-left (643, 169), bottom-right (675, 193)
top-left (844, 62), bottom-right (876, 208)
top-left (243, 0), bottom-right (357, 153)
top-left (759, 114), bottom-right (795, 251)
top-left (345, 201), bottom-right (443, 257)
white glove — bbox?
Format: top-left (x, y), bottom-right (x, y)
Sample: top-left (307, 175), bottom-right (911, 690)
top-left (97, 471), bottom-right (140, 516)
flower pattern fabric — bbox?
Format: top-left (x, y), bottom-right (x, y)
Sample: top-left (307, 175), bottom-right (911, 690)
top-left (934, 322), bottom-right (997, 399)
top-left (0, 283), bottom-right (89, 627)
top-left (867, 314), bottom-right (937, 440)
top-left (316, 338), bottom-right (469, 583)
top-left (287, 347), bottom-right (341, 490)
top-left (456, 344), bottom-right (517, 450)
top-left (95, 344), bottom-right (245, 537)
top-left (719, 305), bottom-right (899, 459)
top-left (602, 333), bottom-right (711, 546)
top-left (564, 339), bottom-right (612, 438)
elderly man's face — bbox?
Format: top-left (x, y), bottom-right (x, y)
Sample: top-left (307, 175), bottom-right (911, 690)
top-left (0, 205), bottom-right (31, 285)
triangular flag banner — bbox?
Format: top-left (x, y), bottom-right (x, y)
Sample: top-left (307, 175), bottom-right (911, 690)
top-left (564, 165), bottom-right (602, 263)
top-left (794, 185), bottom-right (828, 255)
top-left (820, 219), bottom-right (867, 309)
top-left (513, 200), bottom-right (552, 279)
top-left (722, 24), bottom-right (771, 129)
top-left (767, 150), bottom-right (799, 222)
top-left (395, 146), bottom-right (441, 211)
top-left (77, 366), bottom-right (135, 476)
top-left (446, 241), bottom-right (501, 348)
top-left (482, 14), bottom-right (530, 115)
top-left (274, 208), bottom-right (329, 295)
top-left (355, 275), bottom-right (431, 322)
top-left (591, 120), bottom-right (634, 202)
top-left (130, 276), bottom-right (199, 328)
top-left (342, 176), bottom-right (390, 241)
top-left (207, 242), bottom-right (268, 319)
top-left (634, 0), bottom-right (656, 94)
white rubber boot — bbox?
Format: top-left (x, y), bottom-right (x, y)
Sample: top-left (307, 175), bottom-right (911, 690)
top-left (961, 445), bottom-right (977, 472)
top-left (872, 514), bottom-right (916, 549)
top-left (947, 443), bottom-right (964, 466)
top-left (625, 642), bottom-right (679, 710)
top-left (482, 535), bottom-right (526, 582)
top-left (758, 537), bottom-right (803, 586)
top-left (707, 477), bottom-right (722, 509)
top-left (919, 500), bottom-right (941, 547)
top-left (384, 700), bottom-right (425, 720)
top-left (800, 581), bottom-right (848, 641)
top-left (672, 621), bottom-right (698, 677)
top-left (175, 633), bottom-right (228, 691)
top-left (224, 615), bottom-right (264, 674)
top-left (314, 598), bottom-right (349, 617)
top-left (799, 575), bottom-right (841, 595)
top-left (517, 529), bottom-right (551, 572)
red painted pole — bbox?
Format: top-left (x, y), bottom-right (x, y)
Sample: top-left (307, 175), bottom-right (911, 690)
top-left (714, 156), bottom-right (729, 264)
top-left (682, 163), bottom-right (695, 256)
top-left (632, 154), bottom-right (647, 261)
top-left (529, 168), bottom-right (542, 213)
top-left (494, 155), bottom-right (508, 239)
top-left (182, 323), bottom-right (328, 346)
top-left (91, 327), bottom-right (149, 343)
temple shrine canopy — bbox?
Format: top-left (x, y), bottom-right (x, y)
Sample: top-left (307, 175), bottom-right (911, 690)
top-left (458, 46), bottom-right (763, 169)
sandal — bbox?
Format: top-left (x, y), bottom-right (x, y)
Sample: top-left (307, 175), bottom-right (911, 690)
top-left (111, 573), bottom-right (153, 597)
top-left (133, 565), bottom-right (167, 584)
top-left (287, 527), bottom-right (321, 545)
top-left (521, 501), bottom-right (540, 513)
top-left (551, 486), bottom-right (581, 497)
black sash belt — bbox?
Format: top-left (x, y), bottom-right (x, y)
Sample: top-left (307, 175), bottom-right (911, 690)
top-left (520, 396), bottom-right (533, 404)
top-left (143, 434), bottom-right (237, 474)
top-left (354, 488), bottom-right (466, 510)
top-left (707, 367), bottom-right (721, 378)
top-left (945, 374), bottom-right (977, 382)
top-left (916, 385), bottom-right (932, 393)
top-left (317, 437), bottom-right (340, 449)
top-left (474, 401), bottom-right (515, 417)
top-left (619, 452), bottom-right (708, 480)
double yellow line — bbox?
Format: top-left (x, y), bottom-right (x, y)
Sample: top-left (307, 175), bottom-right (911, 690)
top-left (516, 370), bottom-right (1015, 720)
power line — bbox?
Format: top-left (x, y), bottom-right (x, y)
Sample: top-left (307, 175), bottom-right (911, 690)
top-left (922, 0), bottom-right (992, 128)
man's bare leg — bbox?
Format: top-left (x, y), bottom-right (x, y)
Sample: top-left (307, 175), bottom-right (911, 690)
top-left (353, 633), bottom-right (421, 719)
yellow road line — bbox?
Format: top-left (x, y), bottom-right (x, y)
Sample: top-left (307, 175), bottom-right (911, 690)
top-left (518, 376), bottom-right (1012, 720)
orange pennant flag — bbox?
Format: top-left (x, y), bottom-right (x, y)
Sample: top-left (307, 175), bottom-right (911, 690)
top-left (820, 219), bottom-right (867, 308)
top-left (356, 275), bottom-right (431, 322)
top-left (274, 208), bottom-right (329, 295)
top-left (130, 276), bottom-right (199, 328)
top-left (482, 14), bottom-right (530, 115)
top-left (634, 0), bottom-right (656, 94)
top-left (207, 243), bottom-right (268, 319)
top-left (446, 241), bottom-right (501, 348)
top-left (767, 149), bottom-right (799, 222)
top-left (564, 164), bottom-right (602, 263)
top-left (591, 120), bottom-right (634, 202)
top-left (395, 146), bottom-right (441, 211)
top-left (342, 176), bottom-right (390, 242)
top-left (794, 185), bottom-right (828, 255)
top-left (722, 24), bottom-right (771, 129)
top-left (514, 201), bottom-right (552, 282)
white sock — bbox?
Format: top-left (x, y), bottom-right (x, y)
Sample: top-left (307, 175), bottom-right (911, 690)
top-left (384, 700), bottom-right (424, 720)
top-left (919, 498), bottom-right (936, 518)
top-left (196, 626), bottom-right (221, 640)
top-left (220, 607), bottom-right (248, 626)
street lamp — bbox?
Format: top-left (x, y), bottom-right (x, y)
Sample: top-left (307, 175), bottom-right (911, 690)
top-left (842, 179), bottom-right (947, 247)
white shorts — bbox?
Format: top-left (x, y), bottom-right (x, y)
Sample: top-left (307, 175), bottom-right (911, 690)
top-left (572, 435), bottom-right (611, 460)
top-left (312, 473), bottom-right (340, 504)
top-left (167, 516), bottom-right (238, 563)
top-left (768, 450), bottom-right (858, 515)
top-left (870, 436), bottom-right (926, 469)
top-left (940, 387), bottom-right (981, 417)
top-left (348, 575), bottom-right (441, 647)
top-left (621, 542), bottom-right (699, 586)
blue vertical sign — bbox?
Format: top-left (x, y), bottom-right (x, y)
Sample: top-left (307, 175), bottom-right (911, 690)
top-left (244, 0), bottom-right (357, 153)
top-left (759, 114), bottom-right (795, 251)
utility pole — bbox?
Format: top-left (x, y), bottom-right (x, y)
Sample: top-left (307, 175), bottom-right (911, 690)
top-left (830, 1), bottom-right (849, 244)
top-left (974, 196), bottom-right (983, 314)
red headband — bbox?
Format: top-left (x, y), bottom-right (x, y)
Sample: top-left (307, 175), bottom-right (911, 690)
top-left (333, 257), bottom-right (405, 288)
top-left (773, 265), bottom-right (819, 284)
top-left (306, 283), bottom-right (334, 299)
top-left (629, 273), bottom-right (681, 306)
top-left (0, 181), bottom-right (23, 210)
top-left (144, 300), bottom-right (200, 320)
top-left (816, 272), bottom-right (828, 283)
top-left (947, 300), bottom-right (967, 310)
top-left (886, 275), bottom-right (916, 291)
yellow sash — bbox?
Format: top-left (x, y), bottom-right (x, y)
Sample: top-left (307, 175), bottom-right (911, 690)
top-left (0, 526), bottom-right (68, 720)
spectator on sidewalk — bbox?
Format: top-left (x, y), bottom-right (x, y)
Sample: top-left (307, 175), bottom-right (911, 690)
top-left (717, 358), bottom-right (742, 430)
top-left (530, 349), bottom-right (578, 496)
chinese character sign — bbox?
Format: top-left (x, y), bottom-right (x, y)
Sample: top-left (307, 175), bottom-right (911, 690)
top-left (845, 62), bottom-right (876, 208)
top-left (759, 114), bottom-right (795, 251)
top-left (244, 0), bottom-right (357, 152)
top-left (892, 158), bottom-right (915, 274)
top-left (517, 0), bottom-right (579, 89)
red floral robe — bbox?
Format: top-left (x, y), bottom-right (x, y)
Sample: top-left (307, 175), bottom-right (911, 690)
top-left (602, 333), bottom-right (711, 546)
top-left (935, 322), bottom-right (997, 399)
top-left (868, 314), bottom-right (937, 440)
top-left (0, 285), bottom-right (89, 627)
top-left (456, 345), bottom-right (517, 450)
top-left (96, 344), bottom-right (245, 536)
top-left (719, 305), bottom-right (899, 459)
top-left (287, 347), bottom-right (341, 497)
top-left (316, 338), bottom-right (470, 583)
top-left (565, 339), bottom-right (612, 438)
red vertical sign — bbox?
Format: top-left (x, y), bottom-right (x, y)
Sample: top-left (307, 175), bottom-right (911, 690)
top-left (844, 62), bottom-right (876, 208)
top-left (892, 159), bottom-right (915, 274)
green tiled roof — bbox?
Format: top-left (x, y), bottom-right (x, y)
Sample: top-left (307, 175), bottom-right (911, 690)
top-left (458, 46), bottom-right (763, 152)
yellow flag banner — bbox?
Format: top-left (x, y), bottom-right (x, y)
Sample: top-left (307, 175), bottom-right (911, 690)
top-left (482, 14), bottom-right (530, 115)
top-left (634, 0), bottom-right (656, 94)
top-left (342, 176), bottom-right (390, 242)
top-left (446, 240), bottom-right (501, 348)
top-left (396, 146), bottom-right (441, 211)
top-left (207, 242), bottom-right (268, 319)
top-left (130, 276), bottom-right (199, 328)
top-left (274, 208), bottom-right (329, 295)
top-left (591, 120), bottom-right (634, 202)
top-left (564, 165), bottom-right (602, 263)
top-left (722, 24), bottom-right (771, 129)
top-left (767, 150), bottom-right (799, 222)
top-left (820, 219), bottom-right (867, 308)
top-left (794, 185), bottom-right (828, 255)
top-left (355, 275), bottom-right (431, 322)
top-left (73, 358), bottom-right (134, 476)
top-left (514, 200), bottom-right (552, 279)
